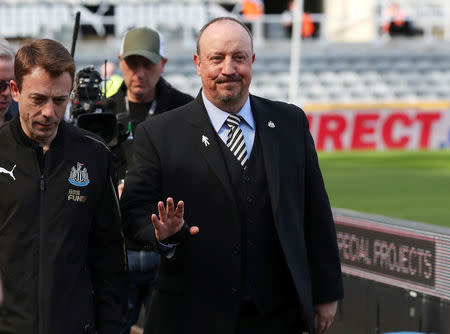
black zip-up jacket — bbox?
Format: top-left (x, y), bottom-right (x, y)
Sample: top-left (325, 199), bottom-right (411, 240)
top-left (105, 77), bottom-right (193, 251)
top-left (105, 77), bottom-right (193, 182)
top-left (0, 115), bottom-right (128, 334)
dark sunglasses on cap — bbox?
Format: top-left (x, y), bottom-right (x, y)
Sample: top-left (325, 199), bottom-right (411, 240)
top-left (0, 80), bottom-right (11, 92)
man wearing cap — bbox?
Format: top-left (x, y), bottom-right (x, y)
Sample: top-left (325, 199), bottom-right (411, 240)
top-left (106, 27), bottom-right (192, 182)
top-left (105, 27), bottom-right (193, 334)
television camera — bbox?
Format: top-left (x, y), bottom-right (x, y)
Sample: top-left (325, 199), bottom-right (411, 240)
top-left (69, 65), bottom-right (128, 148)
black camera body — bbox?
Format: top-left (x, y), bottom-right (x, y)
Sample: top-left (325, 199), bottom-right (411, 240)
top-left (70, 65), bottom-right (121, 147)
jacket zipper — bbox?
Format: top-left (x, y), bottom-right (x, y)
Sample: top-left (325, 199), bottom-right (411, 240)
top-left (37, 152), bottom-right (46, 334)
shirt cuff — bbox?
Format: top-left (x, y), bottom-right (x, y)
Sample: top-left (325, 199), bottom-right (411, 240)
top-left (157, 240), bottom-right (178, 259)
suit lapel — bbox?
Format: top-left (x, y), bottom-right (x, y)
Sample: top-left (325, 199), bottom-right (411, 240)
top-left (251, 96), bottom-right (280, 216)
top-left (183, 93), bottom-right (235, 203)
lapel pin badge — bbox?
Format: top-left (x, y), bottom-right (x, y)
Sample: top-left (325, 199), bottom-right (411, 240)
top-left (268, 121), bottom-right (275, 128)
top-left (202, 135), bottom-right (210, 147)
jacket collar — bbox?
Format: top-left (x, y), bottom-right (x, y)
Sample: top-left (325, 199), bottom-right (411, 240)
top-left (250, 95), bottom-right (280, 215)
top-left (183, 92), bottom-right (236, 204)
top-left (10, 111), bottom-right (65, 151)
top-left (183, 92), bottom-right (280, 214)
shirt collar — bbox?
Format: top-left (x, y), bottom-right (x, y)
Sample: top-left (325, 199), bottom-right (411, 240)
top-left (202, 91), bottom-right (254, 132)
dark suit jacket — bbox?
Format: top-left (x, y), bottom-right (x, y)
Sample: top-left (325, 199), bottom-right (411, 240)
top-left (120, 93), bottom-right (343, 334)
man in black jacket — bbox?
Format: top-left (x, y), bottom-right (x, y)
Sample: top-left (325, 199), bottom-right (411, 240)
top-left (121, 18), bottom-right (343, 334)
top-left (105, 27), bottom-right (193, 334)
top-left (105, 27), bottom-right (193, 183)
top-left (0, 38), bottom-right (127, 334)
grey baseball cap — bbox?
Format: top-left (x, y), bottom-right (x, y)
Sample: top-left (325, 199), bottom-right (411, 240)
top-left (120, 27), bottom-right (166, 63)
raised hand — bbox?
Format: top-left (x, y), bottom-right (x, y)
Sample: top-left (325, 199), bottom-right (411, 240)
top-left (151, 197), bottom-right (199, 241)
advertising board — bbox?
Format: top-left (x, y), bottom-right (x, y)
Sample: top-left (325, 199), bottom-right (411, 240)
top-left (306, 103), bottom-right (450, 151)
top-left (334, 209), bottom-right (450, 301)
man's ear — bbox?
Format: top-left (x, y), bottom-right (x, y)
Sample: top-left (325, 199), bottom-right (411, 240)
top-left (193, 54), bottom-right (201, 76)
top-left (10, 80), bottom-right (20, 102)
top-left (160, 58), bottom-right (168, 72)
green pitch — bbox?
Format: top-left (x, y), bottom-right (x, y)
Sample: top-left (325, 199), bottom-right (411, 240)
top-left (318, 150), bottom-right (450, 228)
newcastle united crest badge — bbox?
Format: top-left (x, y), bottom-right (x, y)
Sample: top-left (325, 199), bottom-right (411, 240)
top-left (68, 162), bottom-right (90, 187)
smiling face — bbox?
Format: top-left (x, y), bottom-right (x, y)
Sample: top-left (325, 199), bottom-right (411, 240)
top-left (11, 66), bottom-right (72, 150)
top-left (194, 19), bottom-right (255, 114)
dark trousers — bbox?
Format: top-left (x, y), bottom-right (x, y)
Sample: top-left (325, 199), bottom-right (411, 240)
top-left (235, 301), bottom-right (308, 334)
top-left (121, 250), bottom-right (159, 334)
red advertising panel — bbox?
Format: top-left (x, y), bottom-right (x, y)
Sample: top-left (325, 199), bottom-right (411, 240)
top-left (306, 104), bottom-right (450, 151)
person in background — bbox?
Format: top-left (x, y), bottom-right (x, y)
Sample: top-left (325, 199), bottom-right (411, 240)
top-left (105, 27), bottom-right (193, 189)
top-left (241, 0), bottom-right (264, 20)
top-left (281, 0), bottom-right (315, 39)
top-left (0, 38), bottom-right (127, 334)
top-left (239, 0), bottom-right (264, 35)
top-left (382, 2), bottom-right (423, 37)
top-left (121, 17), bottom-right (343, 334)
top-left (0, 38), bottom-right (16, 126)
top-left (100, 60), bottom-right (123, 98)
top-left (105, 27), bottom-right (193, 334)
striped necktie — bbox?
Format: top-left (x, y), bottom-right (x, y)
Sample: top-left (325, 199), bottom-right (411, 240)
top-left (226, 114), bottom-right (248, 168)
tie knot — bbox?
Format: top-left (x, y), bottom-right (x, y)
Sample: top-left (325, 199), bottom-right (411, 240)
top-left (226, 114), bottom-right (242, 129)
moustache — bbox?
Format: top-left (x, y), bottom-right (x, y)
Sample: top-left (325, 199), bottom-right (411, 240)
top-left (216, 75), bottom-right (242, 84)
top-left (37, 117), bottom-right (58, 124)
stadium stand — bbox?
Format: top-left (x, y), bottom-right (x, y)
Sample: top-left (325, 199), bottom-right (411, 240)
top-left (160, 39), bottom-right (450, 106)
top-left (66, 37), bottom-right (450, 107)
top-left (2, 0), bottom-right (450, 105)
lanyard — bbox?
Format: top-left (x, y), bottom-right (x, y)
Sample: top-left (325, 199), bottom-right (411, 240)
top-left (124, 96), bottom-right (158, 139)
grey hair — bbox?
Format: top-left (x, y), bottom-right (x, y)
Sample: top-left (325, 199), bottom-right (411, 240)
top-left (0, 38), bottom-right (15, 60)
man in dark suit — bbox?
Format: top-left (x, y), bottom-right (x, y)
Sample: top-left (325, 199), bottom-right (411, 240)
top-left (120, 17), bottom-right (343, 334)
